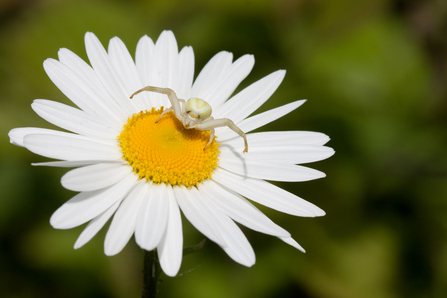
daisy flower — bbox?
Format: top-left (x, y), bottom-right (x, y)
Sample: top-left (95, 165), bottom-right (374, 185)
top-left (9, 31), bottom-right (334, 277)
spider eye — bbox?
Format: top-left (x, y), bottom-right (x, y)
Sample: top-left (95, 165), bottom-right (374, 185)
top-left (186, 111), bottom-right (198, 118)
top-left (185, 97), bottom-right (212, 120)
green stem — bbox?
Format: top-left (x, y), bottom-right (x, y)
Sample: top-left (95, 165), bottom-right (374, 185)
top-left (142, 250), bottom-right (161, 298)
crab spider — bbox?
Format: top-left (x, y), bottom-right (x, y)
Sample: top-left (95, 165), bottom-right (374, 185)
top-left (130, 86), bottom-right (248, 153)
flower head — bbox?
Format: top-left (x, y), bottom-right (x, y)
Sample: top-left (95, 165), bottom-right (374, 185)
top-left (9, 31), bottom-right (334, 276)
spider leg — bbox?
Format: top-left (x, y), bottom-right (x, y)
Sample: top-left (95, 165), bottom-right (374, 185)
top-left (155, 98), bottom-right (186, 123)
top-left (197, 118), bottom-right (248, 153)
top-left (155, 107), bottom-right (172, 123)
top-left (130, 86), bottom-right (183, 120)
top-left (203, 128), bottom-right (215, 151)
top-left (178, 98), bottom-right (186, 110)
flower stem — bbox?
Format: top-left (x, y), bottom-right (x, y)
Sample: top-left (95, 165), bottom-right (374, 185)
top-left (142, 250), bottom-right (160, 298)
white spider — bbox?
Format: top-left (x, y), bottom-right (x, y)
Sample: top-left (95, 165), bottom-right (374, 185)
top-left (130, 86), bottom-right (248, 153)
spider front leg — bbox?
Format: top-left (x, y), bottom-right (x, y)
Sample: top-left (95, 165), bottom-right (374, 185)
top-left (155, 107), bottom-right (172, 123)
top-left (155, 98), bottom-right (185, 123)
top-left (130, 86), bottom-right (185, 121)
top-left (197, 117), bottom-right (248, 153)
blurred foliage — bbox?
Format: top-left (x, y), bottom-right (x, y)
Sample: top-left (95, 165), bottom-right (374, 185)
top-left (1, 0), bottom-right (447, 297)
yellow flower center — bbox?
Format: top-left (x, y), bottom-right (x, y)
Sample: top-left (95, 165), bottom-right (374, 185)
top-left (118, 108), bottom-right (220, 187)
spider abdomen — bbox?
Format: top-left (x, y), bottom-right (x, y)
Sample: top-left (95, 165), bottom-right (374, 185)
top-left (185, 97), bottom-right (212, 120)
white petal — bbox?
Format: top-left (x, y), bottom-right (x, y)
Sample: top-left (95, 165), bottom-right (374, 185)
top-left (157, 184), bottom-right (183, 277)
top-left (61, 163), bottom-right (133, 191)
top-left (196, 193), bottom-right (255, 266)
top-left (214, 70), bottom-right (286, 123)
top-left (147, 31), bottom-right (179, 108)
top-left (135, 183), bottom-right (169, 251)
top-left (23, 133), bottom-right (121, 161)
top-left (219, 153), bottom-right (326, 182)
top-left (219, 143), bottom-right (335, 165)
top-left (105, 179), bottom-right (148, 256)
top-left (191, 51), bottom-right (233, 98)
top-left (108, 36), bottom-right (147, 113)
top-left (9, 127), bottom-right (68, 147)
top-left (50, 172), bottom-right (138, 229)
top-left (74, 200), bottom-right (121, 249)
top-left (84, 32), bottom-right (136, 115)
top-left (135, 35), bottom-right (155, 85)
top-left (43, 58), bottom-right (126, 123)
top-left (177, 46), bottom-right (195, 99)
top-left (31, 99), bottom-right (121, 138)
top-left (108, 36), bottom-right (140, 92)
top-left (58, 48), bottom-right (103, 88)
top-left (200, 180), bottom-right (290, 237)
top-left (58, 48), bottom-right (97, 80)
top-left (202, 54), bottom-right (255, 108)
top-left (216, 222), bottom-right (255, 267)
top-left (134, 35), bottom-right (156, 108)
top-left (216, 100), bottom-right (306, 140)
top-left (212, 168), bottom-right (325, 217)
top-left (222, 131), bottom-right (332, 147)
top-left (173, 185), bottom-right (226, 247)
top-left (57, 48), bottom-right (126, 123)
top-left (32, 160), bottom-right (125, 167)
top-left (280, 237), bottom-right (305, 253)
top-left (154, 30), bottom-right (180, 89)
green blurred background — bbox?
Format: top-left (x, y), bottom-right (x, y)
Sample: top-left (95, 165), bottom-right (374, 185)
top-left (1, 0), bottom-right (447, 297)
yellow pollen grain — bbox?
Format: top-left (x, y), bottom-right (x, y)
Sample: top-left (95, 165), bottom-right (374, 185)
top-left (118, 108), bottom-right (220, 187)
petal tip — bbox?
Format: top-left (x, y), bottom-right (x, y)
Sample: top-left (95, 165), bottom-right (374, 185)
top-left (104, 245), bottom-right (120, 256)
top-left (313, 208), bottom-right (326, 217)
top-left (73, 241), bottom-right (82, 250)
top-left (280, 236), bottom-right (306, 253)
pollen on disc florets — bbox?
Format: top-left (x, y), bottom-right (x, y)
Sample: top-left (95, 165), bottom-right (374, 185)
top-left (118, 107), bottom-right (220, 187)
